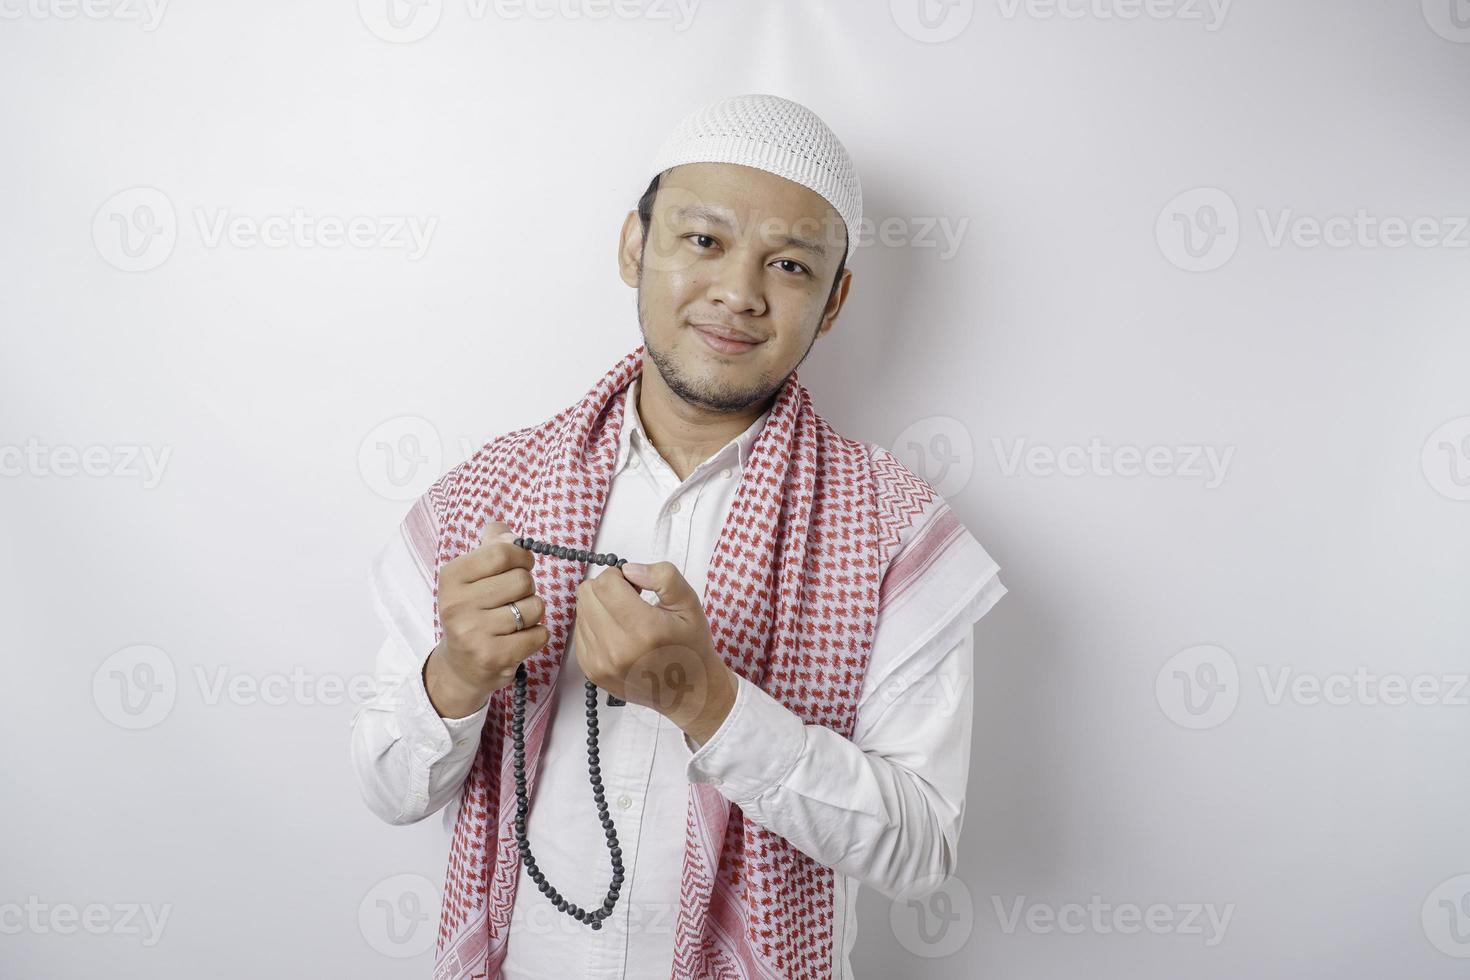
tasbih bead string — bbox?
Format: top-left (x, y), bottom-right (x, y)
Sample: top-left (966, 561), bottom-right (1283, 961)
top-left (510, 536), bottom-right (629, 929)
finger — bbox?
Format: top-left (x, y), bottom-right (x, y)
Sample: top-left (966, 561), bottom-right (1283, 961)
top-left (451, 534), bottom-right (535, 585)
top-left (587, 569), bottom-right (652, 628)
top-left (471, 566), bottom-right (539, 611)
top-left (502, 622), bottom-right (551, 667)
top-left (606, 561), bottom-right (692, 616)
top-left (479, 520), bottom-right (512, 546)
top-left (488, 593), bottom-right (545, 636)
top-left (578, 578), bottom-right (615, 642)
top-left (574, 580), bottom-right (614, 670)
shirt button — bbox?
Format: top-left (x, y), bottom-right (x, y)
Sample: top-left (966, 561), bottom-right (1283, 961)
top-left (720, 467), bottom-right (732, 479)
top-left (669, 500), bottom-right (681, 514)
top-left (454, 738), bottom-right (468, 748)
top-left (629, 455), bottom-right (640, 469)
top-left (616, 793), bottom-right (633, 810)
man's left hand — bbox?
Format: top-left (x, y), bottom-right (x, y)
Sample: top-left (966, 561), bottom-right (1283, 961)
top-left (572, 561), bottom-right (737, 745)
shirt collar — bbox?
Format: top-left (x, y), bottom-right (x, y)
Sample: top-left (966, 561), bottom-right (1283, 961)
top-left (614, 374), bottom-right (773, 477)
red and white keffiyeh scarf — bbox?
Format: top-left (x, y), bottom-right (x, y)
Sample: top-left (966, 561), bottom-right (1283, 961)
top-left (427, 344), bottom-right (944, 979)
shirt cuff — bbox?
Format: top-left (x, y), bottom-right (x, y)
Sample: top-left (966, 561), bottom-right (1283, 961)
top-left (439, 700), bottom-right (490, 748)
top-left (685, 673), bottom-right (806, 805)
top-left (398, 655), bottom-right (489, 766)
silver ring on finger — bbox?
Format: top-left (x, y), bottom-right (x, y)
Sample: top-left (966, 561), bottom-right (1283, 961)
top-left (506, 600), bottom-right (525, 632)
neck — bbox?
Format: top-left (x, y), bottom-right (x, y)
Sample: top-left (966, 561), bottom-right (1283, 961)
top-left (636, 357), bottom-right (771, 482)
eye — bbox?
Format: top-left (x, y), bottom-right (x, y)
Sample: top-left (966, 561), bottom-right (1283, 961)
top-left (773, 259), bottom-right (810, 277)
top-left (686, 234), bottom-right (718, 250)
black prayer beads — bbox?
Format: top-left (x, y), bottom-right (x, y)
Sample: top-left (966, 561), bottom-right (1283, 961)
top-left (516, 536), bottom-right (628, 569)
top-left (509, 536), bottom-right (627, 929)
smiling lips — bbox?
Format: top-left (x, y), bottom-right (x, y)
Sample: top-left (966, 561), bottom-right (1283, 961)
top-left (692, 323), bottom-right (763, 355)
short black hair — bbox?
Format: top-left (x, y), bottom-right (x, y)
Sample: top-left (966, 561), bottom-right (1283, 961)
top-left (636, 172), bottom-right (847, 307)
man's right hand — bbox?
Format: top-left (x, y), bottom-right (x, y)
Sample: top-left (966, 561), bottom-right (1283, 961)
top-left (423, 520), bottom-right (548, 718)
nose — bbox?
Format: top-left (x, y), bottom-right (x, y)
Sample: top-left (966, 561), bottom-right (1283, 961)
top-left (705, 248), bottom-right (766, 318)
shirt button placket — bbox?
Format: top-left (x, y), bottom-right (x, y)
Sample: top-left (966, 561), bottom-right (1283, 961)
top-left (591, 581), bottom-right (663, 974)
top-left (670, 481), bottom-right (704, 571)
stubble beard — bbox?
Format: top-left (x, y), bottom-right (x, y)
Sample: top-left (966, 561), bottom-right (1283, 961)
top-left (634, 262), bottom-right (822, 415)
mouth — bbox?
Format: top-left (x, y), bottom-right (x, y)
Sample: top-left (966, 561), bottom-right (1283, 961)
top-left (691, 323), bottom-right (764, 356)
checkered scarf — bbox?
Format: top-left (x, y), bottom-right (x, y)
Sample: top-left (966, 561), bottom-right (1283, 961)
top-left (427, 344), bottom-right (940, 979)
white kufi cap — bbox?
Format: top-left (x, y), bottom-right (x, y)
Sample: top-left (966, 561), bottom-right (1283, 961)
top-left (647, 93), bottom-right (862, 267)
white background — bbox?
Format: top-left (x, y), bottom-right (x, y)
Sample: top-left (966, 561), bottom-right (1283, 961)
top-left (2, 1), bottom-right (1468, 977)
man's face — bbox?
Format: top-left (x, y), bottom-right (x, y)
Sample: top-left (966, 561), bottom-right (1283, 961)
top-left (619, 162), bottom-right (850, 414)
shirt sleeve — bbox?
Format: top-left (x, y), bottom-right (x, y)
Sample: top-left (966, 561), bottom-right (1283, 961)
top-left (685, 473), bottom-right (1007, 900)
top-left (348, 496), bottom-right (489, 826)
top-left (684, 626), bottom-right (984, 901)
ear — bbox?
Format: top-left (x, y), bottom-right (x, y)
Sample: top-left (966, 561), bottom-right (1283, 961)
top-left (618, 211), bottom-right (645, 288)
top-left (817, 267), bottom-right (852, 337)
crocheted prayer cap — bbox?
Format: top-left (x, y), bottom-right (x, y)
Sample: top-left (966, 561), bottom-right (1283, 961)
top-left (647, 93), bottom-right (863, 267)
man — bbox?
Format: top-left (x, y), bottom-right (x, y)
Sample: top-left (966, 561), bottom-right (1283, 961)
top-left (350, 93), bottom-right (1007, 980)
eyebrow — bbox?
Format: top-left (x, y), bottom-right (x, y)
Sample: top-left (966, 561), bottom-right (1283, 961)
top-left (671, 204), bottom-right (830, 259)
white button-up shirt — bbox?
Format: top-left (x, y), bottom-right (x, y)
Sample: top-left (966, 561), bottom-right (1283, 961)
top-left (350, 376), bottom-right (1007, 979)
